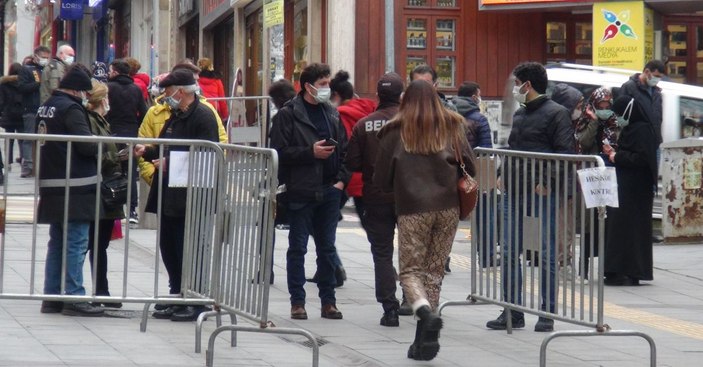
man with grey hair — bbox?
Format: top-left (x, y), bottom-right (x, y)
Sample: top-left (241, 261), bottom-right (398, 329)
top-left (40, 44), bottom-right (75, 103)
top-left (139, 69), bottom-right (220, 322)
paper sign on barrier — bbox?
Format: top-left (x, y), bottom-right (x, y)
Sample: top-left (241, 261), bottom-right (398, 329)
top-left (577, 167), bottom-right (619, 208)
top-left (169, 151), bottom-right (216, 188)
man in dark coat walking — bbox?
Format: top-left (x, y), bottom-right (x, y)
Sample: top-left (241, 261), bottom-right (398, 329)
top-left (37, 66), bottom-right (104, 317)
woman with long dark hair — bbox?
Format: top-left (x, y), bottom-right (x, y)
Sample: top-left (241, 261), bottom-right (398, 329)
top-left (375, 80), bottom-right (475, 361)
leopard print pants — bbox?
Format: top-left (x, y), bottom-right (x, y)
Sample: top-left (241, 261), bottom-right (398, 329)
top-left (397, 207), bottom-right (459, 311)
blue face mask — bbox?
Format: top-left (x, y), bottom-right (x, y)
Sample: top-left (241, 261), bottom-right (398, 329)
top-left (162, 89), bottom-right (181, 110)
top-left (615, 98), bottom-right (634, 128)
top-left (595, 109), bottom-right (614, 121)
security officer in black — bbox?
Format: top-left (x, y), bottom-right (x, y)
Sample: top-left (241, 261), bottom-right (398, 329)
top-left (139, 69), bottom-right (220, 322)
top-left (37, 65), bottom-right (103, 317)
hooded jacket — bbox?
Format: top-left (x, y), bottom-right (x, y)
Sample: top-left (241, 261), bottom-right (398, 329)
top-left (453, 96), bottom-right (493, 149)
top-left (550, 83), bottom-right (583, 115)
top-left (106, 74), bottom-right (148, 137)
top-left (138, 95), bottom-right (227, 185)
top-left (133, 72), bottom-right (151, 101)
top-left (620, 73), bottom-right (663, 143)
top-left (338, 98), bottom-right (376, 197)
top-left (198, 71), bottom-right (229, 121)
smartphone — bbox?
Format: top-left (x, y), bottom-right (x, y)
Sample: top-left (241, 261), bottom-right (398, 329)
top-left (324, 138), bottom-right (338, 147)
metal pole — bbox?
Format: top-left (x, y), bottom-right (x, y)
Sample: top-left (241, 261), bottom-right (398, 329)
top-left (384, 0), bottom-right (394, 73)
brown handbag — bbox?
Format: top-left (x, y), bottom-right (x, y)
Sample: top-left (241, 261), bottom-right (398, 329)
top-left (454, 140), bottom-right (478, 220)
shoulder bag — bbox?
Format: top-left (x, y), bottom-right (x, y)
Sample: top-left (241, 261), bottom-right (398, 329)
top-left (454, 140), bottom-right (478, 220)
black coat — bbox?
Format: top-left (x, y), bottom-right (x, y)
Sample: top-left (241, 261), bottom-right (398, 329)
top-left (507, 96), bottom-right (575, 189)
top-left (36, 91), bottom-right (99, 224)
top-left (0, 75), bottom-right (25, 129)
top-left (17, 61), bottom-right (43, 114)
top-left (605, 117), bottom-right (657, 281)
top-left (105, 74), bottom-right (148, 137)
top-left (620, 74), bottom-right (663, 143)
top-left (144, 98), bottom-right (220, 217)
top-left (269, 95), bottom-right (350, 202)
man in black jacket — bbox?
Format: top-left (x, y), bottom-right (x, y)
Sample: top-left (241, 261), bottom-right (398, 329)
top-left (17, 46), bottom-right (51, 178)
top-left (36, 66), bottom-right (104, 317)
top-left (140, 69), bottom-right (220, 322)
top-left (106, 58), bottom-right (148, 224)
top-left (270, 63), bottom-right (350, 321)
top-left (619, 60), bottom-right (665, 144)
top-left (486, 62), bottom-right (575, 333)
top-left (345, 72), bottom-right (404, 327)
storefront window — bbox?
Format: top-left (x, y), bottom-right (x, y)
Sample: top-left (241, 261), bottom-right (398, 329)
top-left (407, 18), bottom-right (427, 50)
top-left (546, 22), bottom-right (567, 57)
top-left (436, 56), bottom-right (455, 88)
top-left (546, 16), bottom-right (592, 65)
top-left (435, 19), bottom-right (454, 51)
top-left (292, 0), bottom-right (308, 90)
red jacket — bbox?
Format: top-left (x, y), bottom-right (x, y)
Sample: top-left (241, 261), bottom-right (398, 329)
top-left (133, 73), bottom-right (150, 101)
top-left (198, 76), bottom-right (229, 121)
top-left (338, 98), bottom-right (377, 197)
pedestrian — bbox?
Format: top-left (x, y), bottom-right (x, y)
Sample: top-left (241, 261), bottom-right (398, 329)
top-left (602, 96), bottom-right (657, 286)
top-left (453, 81), bottom-right (495, 268)
top-left (410, 64), bottom-right (457, 112)
top-left (40, 44), bottom-right (75, 104)
top-left (124, 57), bottom-right (151, 103)
top-left (0, 63), bottom-right (27, 177)
top-left (17, 45), bottom-right (51, 178)
top-left (374, 79), bottom-right (475, 360)
top-left (573, 87), bottom-right (619, 279)
top-left (37, 65), bottom-right (104, 317)
top-left (140, 69), bottom-right (220, 321)
top-left (83, 79), bottom-right (129, 308)
top-left (345, 72), bottom-right (404, 327)
top-left (330, 69), bottom-right (376, 219)
top-left (197, 58), bottom-right (229, 122)
top-left (485, 62), bottom-right (575, 333)
top-left (269, 62), bottom-right (350, 321)
top-left (106, 58), bottom-right (148, 225)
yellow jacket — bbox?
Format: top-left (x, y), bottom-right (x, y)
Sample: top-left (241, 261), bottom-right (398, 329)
top-left (138, 96), bottom-right (227, 185)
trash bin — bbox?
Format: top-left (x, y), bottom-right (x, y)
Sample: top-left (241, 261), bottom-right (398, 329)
top-left (660, 138), bottom-right (703, 242)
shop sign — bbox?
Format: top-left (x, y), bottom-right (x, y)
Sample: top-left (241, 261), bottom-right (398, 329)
top-left (60, 0), bottom-right (84, 21)
top-left (263, 0), bottom-right (284, 28)
top-left (592, 1), bottom-right (654, 71)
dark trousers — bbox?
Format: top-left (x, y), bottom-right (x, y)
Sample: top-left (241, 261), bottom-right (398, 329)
top-left (362, 202), bottom-right (399, 312)
top-left (160, 215), bottom-right (186, 294)
top-left (87, 219), bottom-right (116, 295)
top-left (287, 186), bottom-right (341, 306)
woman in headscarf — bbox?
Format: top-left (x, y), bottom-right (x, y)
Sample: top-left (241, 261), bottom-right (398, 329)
top-left (602, 95), bottom-right (658, 286)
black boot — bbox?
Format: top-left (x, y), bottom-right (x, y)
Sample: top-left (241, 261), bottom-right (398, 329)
top-left (407, 320), bottom-right (424, 359)
top-left (412, 305), bottom-right (443, 361)
top-left (444, 257), bottom-right (451, 273)
top-left (335, 266), bottom-right (346, 288)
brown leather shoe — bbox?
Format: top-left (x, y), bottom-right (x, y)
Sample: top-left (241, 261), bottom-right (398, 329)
top-left (321, 304), bottom-right (343, 319)
top-left (291, 305), bottom-right (308, 320)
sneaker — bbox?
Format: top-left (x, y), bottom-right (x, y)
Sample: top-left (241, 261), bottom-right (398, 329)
top-left (486, 309), bottom-right (525, 330)
top-left (380, 309), bottom-right (400, 327)
top-left (61, 302), bottom-right (104, 317)
top-left (534, 317), bottom-right (554, 332)
top-left (398, 297), bottom-right (413, 316)
top-left (129, 210), bottom-right (139, 224)
top-left (170, 305), bottom-right (209, 322)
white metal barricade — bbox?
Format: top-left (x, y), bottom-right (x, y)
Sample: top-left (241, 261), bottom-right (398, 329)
top-left (438, 147), bottom-right (656, 367)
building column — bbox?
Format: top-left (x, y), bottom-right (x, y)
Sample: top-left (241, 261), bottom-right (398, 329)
top-left (326, 0), bottom-right (355, 79)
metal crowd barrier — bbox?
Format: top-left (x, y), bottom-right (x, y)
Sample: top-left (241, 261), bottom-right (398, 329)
top-left (203, 143), bottom-right (318, 367)
top-left (0, 133), bottom-right (318, 367)
top-left (438, 147), bottom-right (656, 367)
top-left (206, 96), bottom-right (271, 146)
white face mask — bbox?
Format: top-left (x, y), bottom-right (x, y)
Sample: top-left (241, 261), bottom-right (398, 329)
top-left (647, 75), bottom-right (661, 87)
top-left (512, 82), bottom-right (528, 104)
top-left (37, 57), bottom-right (49, 67)
top-left (64, 56), bottom-right (75, 64)
top-left (310, 85), bottom-right (331, 104)
top-left (103, 99), bottom-right (110, 113)
top-left (80, 91), bottom-right (89, 108)
top-left (571, 108), bottom-right (582, 121)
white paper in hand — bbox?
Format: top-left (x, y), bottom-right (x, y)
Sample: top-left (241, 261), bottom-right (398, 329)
top-left (168, 151), bottom-right (190, 187)
top-left (577, 167), bottom-right (619, 208)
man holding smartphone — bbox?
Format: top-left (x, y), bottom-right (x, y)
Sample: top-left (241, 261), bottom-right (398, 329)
top-left (270, 63), bottom-right (350, 321)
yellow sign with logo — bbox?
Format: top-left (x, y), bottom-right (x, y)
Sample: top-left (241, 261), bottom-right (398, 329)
top-left (263, 0), bottom-right (283, 28)
top-left (593, 1), bottom-right (654, 71)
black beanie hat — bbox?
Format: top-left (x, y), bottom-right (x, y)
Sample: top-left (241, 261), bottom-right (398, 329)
top-left (59, 66), bottom-right (93, 91)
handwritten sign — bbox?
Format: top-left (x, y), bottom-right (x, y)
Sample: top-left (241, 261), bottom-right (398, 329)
top-left (577, 167), bottom-right (619, 208)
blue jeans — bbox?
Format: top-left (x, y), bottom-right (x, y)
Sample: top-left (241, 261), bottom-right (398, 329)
top-left (21, 114), bottom-right (36, 171)
top-left (287, 186), bottom-right (341, 306)
top-left (44, 222), bottom-right (91, 295)
top-left (501, 191), bottom-right (557, 313)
